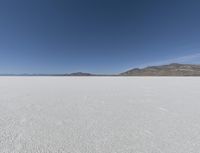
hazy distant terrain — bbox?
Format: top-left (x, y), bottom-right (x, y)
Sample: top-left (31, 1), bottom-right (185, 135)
top-left (1, 63), bottom-right (200, 76)
top-left (0, 77), bottom-right (200, 153)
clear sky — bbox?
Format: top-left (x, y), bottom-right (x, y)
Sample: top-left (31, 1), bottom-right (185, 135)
top-left (0, 0), bottom-right (200, 74)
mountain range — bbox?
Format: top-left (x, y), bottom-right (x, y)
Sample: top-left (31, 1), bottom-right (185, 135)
top-left (120, 63), bottom-right (200, 76)
top-left (1, 63), bottom-right (200, 76)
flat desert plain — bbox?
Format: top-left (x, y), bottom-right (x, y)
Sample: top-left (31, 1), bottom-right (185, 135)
top-left (0, 77), bottom-right (200, 153)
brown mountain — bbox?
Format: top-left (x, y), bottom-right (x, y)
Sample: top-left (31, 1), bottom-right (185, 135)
top-left (120, 63), bottom-right (200, 76)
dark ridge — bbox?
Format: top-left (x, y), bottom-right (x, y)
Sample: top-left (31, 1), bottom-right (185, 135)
top-left (67, 72), bottom-right (95, 76)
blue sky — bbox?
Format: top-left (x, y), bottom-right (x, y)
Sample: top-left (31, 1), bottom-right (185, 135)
top-left (0, 0), bottom-right (200, 74)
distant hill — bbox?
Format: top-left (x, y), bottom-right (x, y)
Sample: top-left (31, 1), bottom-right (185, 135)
top-left (67, 72), bottom-right (95, 76)
top-left (0, 72), bottom-right (95, 76)
top-left (120, 63), bottom-right (200, 76)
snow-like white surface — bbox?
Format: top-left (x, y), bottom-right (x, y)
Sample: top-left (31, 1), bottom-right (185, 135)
top-left (0, 77), bottom-right (200, 153)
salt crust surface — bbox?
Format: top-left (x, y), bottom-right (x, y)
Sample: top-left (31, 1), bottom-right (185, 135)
top-left (0, 77), bottom-right (200, 153)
